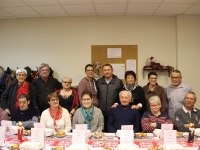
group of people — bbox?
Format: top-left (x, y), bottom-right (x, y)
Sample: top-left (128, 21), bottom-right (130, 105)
top-left (0, 63), bottom-right (199, 134)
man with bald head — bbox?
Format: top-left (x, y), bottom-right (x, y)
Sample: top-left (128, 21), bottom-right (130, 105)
top-left (107, 90), bottom-right (140, 133)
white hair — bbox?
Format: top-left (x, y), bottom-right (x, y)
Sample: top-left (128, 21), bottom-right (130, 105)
top-left (61, 76), bottom-right (72, 82)
top-left (16, 69), bottom-right (27, 75)
top-left (38, 63), bottom-right (50, 73)
top-left (119, 90), bottom-right (132, 98)
top-left (149, 96), bottom-right (161, 105)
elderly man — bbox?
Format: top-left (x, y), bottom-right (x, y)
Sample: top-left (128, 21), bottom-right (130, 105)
top-left (167, 70), bottom-right (192, 120)
top-left (1, 69), bottom-right (37, 116)
top-left (175, 92), bottom-right (200, 132)
top-left (11, 94), bottom-right (39, 129)
top-left (96, 64), bottom-right (123, 132)
top-left (107, 90), bottom-right (140, 133)
top-left (32, 63), bottom-right (62, 114)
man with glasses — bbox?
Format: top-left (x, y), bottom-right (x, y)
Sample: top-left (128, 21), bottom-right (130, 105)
top-left (78, 64), bottom-right (98, 107)
top-left (32, 63), bottom-right (62, 115)
top-left (1, 69), bottom-right (37, 116)
top-left (175, 92), bottom-right (200, 132)
top-left (11, 94), bottom-right (39, 129)
top-left (167, 70), bottom-right (192, 120)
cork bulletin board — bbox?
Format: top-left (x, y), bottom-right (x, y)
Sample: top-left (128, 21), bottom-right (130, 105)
top-left (91, 45), bottom-right (138, 84)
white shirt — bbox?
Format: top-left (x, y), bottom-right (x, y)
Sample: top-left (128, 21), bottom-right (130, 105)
top-left (40, 107), bottom-right (71, 132)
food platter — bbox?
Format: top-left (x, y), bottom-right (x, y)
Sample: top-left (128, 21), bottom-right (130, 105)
top-left (24, 130), bottom-right (31, 136)
top-left (176, 132), bottom-right (184, 138)
top-left (134, 132), bottom-right (147, 139)
top-left (55, 131), bottom-right (66, 138)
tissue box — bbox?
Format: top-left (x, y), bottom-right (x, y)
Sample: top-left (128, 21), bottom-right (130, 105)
top-left (116, 144), bottom-right (139, 150)
top-left (19, 142), bottom-right (44, 150)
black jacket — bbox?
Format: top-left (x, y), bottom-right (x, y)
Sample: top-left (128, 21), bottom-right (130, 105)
top-left (0, 79), bottom-right (37, 114)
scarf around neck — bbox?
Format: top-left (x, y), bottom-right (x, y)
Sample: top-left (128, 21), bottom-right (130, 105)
top-left (81, 105), bottom-right (94, 129)
top-left (49, 106), bottom-right (62, 131)
top-left (125, 83), bottom-right (137, 91)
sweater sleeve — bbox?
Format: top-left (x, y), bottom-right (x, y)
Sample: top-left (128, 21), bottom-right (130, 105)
top-left (40, 111), bottom-right (47, 128)
top-left (63, 109), bottom-right (72, 133)
top-left (21, 116), bottom-right (38, 129)
top-left (133, 110), bottom-right (140, 133)
top-left (0, 84), bottom-right (11, 109)
top-left (175, 110), bottom-right (189, 132)
top-left (160, 87), bottom-right (167, 112)
top-left (78, 80), bottom-right (86, 103)
top-left (141, 112), bottom-right (155, 133)
top-left (107, 108), bottom-right (117, 133)
top-left (72, 109), bottom-right (79, 130)
top-left (95, 109), bottom-right (104, 132)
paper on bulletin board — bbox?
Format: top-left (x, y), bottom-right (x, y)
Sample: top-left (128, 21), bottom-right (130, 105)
top-left (126, 59), bottom-right (136, 73)
top-left (107, 48), bottom-right (122, 58)
top-left (111, 64), bottom-right (125, 79)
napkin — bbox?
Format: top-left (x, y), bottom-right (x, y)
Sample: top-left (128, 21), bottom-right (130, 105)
top-left (19, 142), bottom-right (44, 150)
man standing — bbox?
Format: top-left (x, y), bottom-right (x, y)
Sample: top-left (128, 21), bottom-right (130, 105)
top-left (107, 90), bottom-right (140, 133)
top-left (32, 63), bottom-right (62, 114)
top-left (167, 70), bottom-right (192, 120)
top-left (175, 92), bottom-right (200, 132)
top-left (96, 64), bottom-right (123, 132)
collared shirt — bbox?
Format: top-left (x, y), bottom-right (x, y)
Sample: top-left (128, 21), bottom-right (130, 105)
top-left (175, 106), bottom-right (200, 132)
top-left (167, 82), bottom-right (192, 119)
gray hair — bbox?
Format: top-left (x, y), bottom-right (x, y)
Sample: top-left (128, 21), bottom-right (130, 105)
top-left (16, 68), bottom-right (27, 75)
top-left (185, 91), bottom-right (197, 101)
top-left (61, 76), bottom-right (72, 83)
top-left (38, 63), bottom-right (50, 73)
top-left (149, 96), bottom-right (161, 105)
top-left (119, 90), bottom-right (132, 98)
top-left (171, 70), bottom-right (181, 77)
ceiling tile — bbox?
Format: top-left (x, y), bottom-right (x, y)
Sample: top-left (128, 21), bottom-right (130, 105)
top-left (63, 4), bottom-right (95, 14)
top-left (0, 0), bottom-right (27, 7)
top-left (95, 4), bottom-right (126, 14)
top-left (0, 8), bottom-right (13, 16)
top-left (162, 0), bottom-right (198, 4)
top-left (58, 0), bottom-right (93, 4)
top-left (2, 7), bottom-right (40, 16)
top-left (196, 0), bottom-right (200, 4)
top-left (155, 4), bottom-right (192, 14)
top-left (128, 0), bottom-right (162, 4)
top-left (32, 5), bottom-right (67, 15)
top-left (0, 16), bottom-right (17, 19)
top-left (184, 4), bottom-right (200, 14)
top-left (22, 0), bottom-right (59, 6)
top-left (93, 0), bottom-right (127, 3)
top-left (126, 4), bottom-right (159, 14)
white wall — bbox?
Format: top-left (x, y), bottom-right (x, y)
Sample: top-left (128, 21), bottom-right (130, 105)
top-left (0, 16), bottom-right (176, 88)
top-left (177, 15), bottom-right (200, 108)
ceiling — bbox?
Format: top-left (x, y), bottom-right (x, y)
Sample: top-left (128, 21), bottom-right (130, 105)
top-left (0, 0), bottom-right (200, 19)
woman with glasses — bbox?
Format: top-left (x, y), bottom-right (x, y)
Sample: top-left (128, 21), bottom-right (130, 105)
top-left (1, 68), bottom-right (38, 116)
top-left (40, 92), bottom-right (71, 132)
top-left (141, 96), bottom-right (172, 133)
top-left (55, 76), bottom-right (79, 119)
top-left (143, 72), bottom-right (167, 112)
top-left (78, 64), bottom-right (98, 107)
top-left (72, 90), bottom-right (104, 132)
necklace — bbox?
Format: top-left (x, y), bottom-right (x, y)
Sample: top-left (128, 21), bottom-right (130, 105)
top-left (61, 89), bottom-right (72, 99)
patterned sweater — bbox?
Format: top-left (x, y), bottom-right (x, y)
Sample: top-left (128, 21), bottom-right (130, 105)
top-left (141, 111), bottom-right (172, 133)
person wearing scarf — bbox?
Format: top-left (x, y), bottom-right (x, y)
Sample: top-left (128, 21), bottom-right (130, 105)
top-left (40, 92), bottom-right (71, 133)
top-left (122, 70), bottom-right (146, 117)
top-left (72, 90), bottom-right (104, 132)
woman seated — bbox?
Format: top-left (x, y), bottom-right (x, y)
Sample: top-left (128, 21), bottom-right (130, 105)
top-left (72, 90), bottom-right (104, 132)
top-left (55, 76), bottom-right (79, 118)
top-left (11, 94), bottom-right (39, 129)
top-left (40, 92), bottom-right (71, 132)
top-left (141, 96), bottom-right (172, 133)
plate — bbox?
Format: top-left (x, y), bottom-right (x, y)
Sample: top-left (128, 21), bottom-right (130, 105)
top-left (134, 133), bottom-right (147, 139)
top-left (24, 130), bottom-right (31, 136)
top-left (7, 144), bottom-right (19, 150)
top-left (176, 132), bottom-right (184, 138)
top-left (55, 131), bottom-right (66, 138)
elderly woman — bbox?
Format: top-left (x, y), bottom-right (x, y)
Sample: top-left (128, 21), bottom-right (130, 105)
top-left (78, 64), bottom-right (98, 107)
top-left (72, 90), bottom-right (104, 132)
top-left (143, 72), bottom-right (167, 112)
top-left (141, 96), bottom-right (172, 133)
top-left (1, 68), bottom-right (37, 116)
top-left (40, 92), bottom-right (71, 132)
top-left (55, 76), bottom-right (79, 118)
top-left (123, 70), bottom-right (146, 116)
top-left (11, 94), bottom-right (39, 129)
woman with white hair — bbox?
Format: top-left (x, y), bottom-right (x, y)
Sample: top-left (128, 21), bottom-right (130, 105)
top-left (55, 76), bottom-right (79, 118)
top-left (141, 96), bottom-right (172, 133)
top-left (1, 68), bottom-right (38, 116)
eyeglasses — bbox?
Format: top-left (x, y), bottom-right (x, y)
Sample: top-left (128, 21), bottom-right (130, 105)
top-left (171, 76), bottom-right (181, 79)
top-left (82, 98), bottom-right (91, 101)
top-left (17, 74), bottom-right (26, 77)
top-left (150, 104), bottom-right (159, 107)
top-left (50, 99), bottom-right (59, 102)
top-left (86, 70), bottom-right (94, 72)
top-left (63, 81), bottom-right (72, 84)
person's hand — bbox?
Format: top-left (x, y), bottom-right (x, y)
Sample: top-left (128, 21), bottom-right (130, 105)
top-left (5, 109), bottom-right (10, 115)
top-left (111, 103), bottom-right (118, 108)
top-left (150, 123), bottom-right (156, 127)
top-left (184, 124), bottom-right (190, 128)
top-left (136, 105), bottom-right (141, 109)
top-left (131, 105), bottom-right (137, 109)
